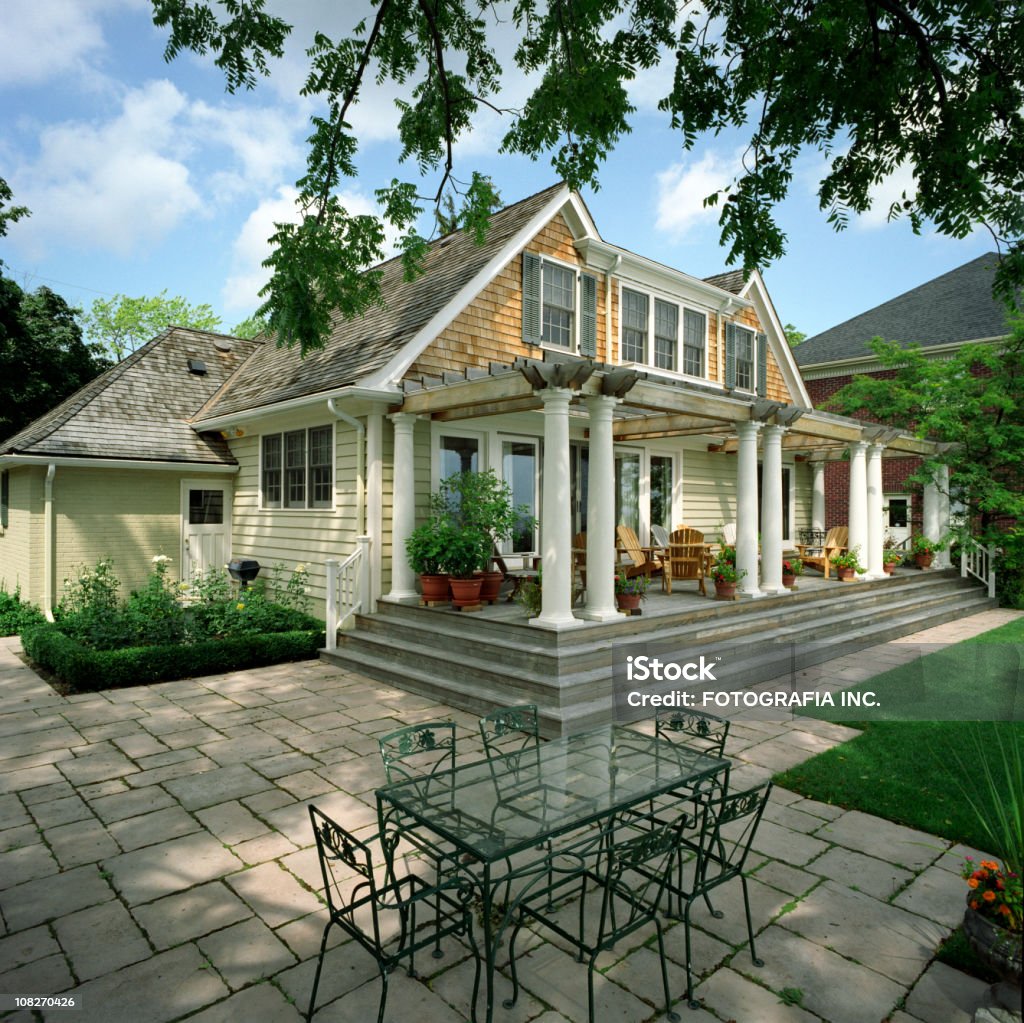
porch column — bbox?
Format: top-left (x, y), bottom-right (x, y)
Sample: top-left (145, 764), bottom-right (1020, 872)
top-left (760, 425), bottom-right (789, 595)
top-left (811, 461), bottom-right (826, 532)
top-left (735, 420), bottom-right (763, 597)
top-left (386, 413), bottom-right (418, 601)
top-left (580, 395), bottom-right (620, 622)
top-left (847, 440), bottom-right (869, 576)
top-left (923, 475), bottom-right (940, 552)
top-left (533, 387), bottom-right (581, 630)
top-left (936, 463), bottom-right (952, 568)
top-left (366, 409), bottom-right (384, 610)
top-left (865, 443), bottom-right (886, 579)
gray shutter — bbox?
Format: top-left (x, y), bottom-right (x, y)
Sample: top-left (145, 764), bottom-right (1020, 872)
top-left (580, 272), bottom-right (597, 357)
top-left (724, 322), bottom-right (737, 388)
top-left (522, 251), bottom-right (542, 345)
top-left (756, 331), bottom-right (768, 396)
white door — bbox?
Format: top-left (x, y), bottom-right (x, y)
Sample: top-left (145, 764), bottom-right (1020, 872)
top-left (181, 481), bottom-right (231, 585)
top-left (884, 495), bottom-right (911, 547)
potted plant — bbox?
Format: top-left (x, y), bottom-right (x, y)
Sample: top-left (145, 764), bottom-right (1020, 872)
top-left (883, 549), bottom-right (903, 575)
top-left (830, 547), bottom-right (864, 582)
top-left (910, 533), bottom-right (943, 569)
top-left (961, 858), bottom-right (1022, 983)
top-left (614, 574), bottom-right (648, 611)
top-left (781, 557), bottom-right (803, 588)
top-left (406, 517), bottom-right (453, 601)
top-left (711, 547), bottom-right (745, 599)
top-left (442, 528), bottom-right (492, 608)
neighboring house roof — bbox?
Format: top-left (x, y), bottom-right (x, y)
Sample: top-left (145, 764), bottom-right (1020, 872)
top-left (198, 182), bottom-right (568, 420)
top-left (0, 328), bottom-right (261, 464)
top-left (796, 252), bottom-right (1008, 368)
top-left (702, 269), bottom-right (747, 295)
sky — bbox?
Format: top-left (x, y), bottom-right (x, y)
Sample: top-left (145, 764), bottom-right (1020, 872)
top-left (0, 1), bottom-right (997, 341)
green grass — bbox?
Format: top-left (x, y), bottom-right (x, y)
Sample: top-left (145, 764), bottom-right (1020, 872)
top-left (774, 617), bottom-right (1024, 854)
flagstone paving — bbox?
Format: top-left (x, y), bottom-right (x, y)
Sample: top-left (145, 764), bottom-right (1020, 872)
top-left (0, 608), bottom-right (1020, 1023)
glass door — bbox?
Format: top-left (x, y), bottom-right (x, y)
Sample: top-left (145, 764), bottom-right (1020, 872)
top-left (649, 454), bottom-right (674, 535)
top-left (615, 450), bottom-right (641, 535)
top-left (570, 441), bottom-right (589, 535)
top-left (502, 438), bottom-right (539, 556)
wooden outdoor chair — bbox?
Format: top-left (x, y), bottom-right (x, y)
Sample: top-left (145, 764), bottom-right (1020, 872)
top-left (615, 525), bottom-right (663, 580)
top-left (663, 527), bottom-right (707, 596)
top-left (796, 525), bottom-right (848, 579)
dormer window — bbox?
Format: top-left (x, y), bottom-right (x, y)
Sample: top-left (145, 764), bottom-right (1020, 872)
top-left (541, 263), bottom-right (575, 347)
top-left (725, 322), bottom-right (768, 395)
top-left (521, 252), bottom-right (598, 357)
top-left (622, 289), bottom-right (648, 363)
top-left (619, 285), bottom-right (708, 381)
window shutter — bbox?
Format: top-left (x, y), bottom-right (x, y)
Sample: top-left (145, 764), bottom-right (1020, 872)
top-left (756, 332), bottom-right (768, 396)
top-left (580, 272), bottom-right (597, 357)
top-left (724, 322), bottom-right (737, 388)
top-left (522, 251), bottom-right (542, 345)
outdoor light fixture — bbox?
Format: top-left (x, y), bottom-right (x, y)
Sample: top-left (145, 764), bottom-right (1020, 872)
top-left (227, 558), bottom-right (261, 587)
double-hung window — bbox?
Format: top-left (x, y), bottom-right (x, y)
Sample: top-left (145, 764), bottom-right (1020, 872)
top-left (541, 263), bottom-right (575, 347)
top-left (622, 288), bottom-right (648, 364)
top-left (262, 425), bottom-right (333, 509)
top-left (653, 299), bottom-right (677, 371)
top-left (735, 327), bottom-right (754, 391)
top-left (682, 309), bottom-right (706, 377)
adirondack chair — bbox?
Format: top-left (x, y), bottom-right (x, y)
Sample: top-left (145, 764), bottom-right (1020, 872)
top-left (663, 527), bottom-right (707, 596)
top-left (706, 521), bottom-right (737, 557)
top-left (616, 525), bottom-right (662, 580)
top-left (796, 525), bottom-right (849, 579)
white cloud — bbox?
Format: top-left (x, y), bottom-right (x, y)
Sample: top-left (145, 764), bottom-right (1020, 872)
top-left (655, 149), bottom-right (743, 239)
top-left (856, 162), bottom-right (918, 230)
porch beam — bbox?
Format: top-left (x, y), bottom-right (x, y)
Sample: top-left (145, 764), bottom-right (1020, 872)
top-left (607, 414), bottom-right (730, 439)
top-left (625, 380), bottom-right (754, 422)
top-left (611, 425), bottom-right (736, 442)
top-left (393, 372), bottom-right (535, 415)
top-left (432, 396), bottom-right (542, 422)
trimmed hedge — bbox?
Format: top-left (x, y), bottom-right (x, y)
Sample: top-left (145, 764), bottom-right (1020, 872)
top-left (21, 623), bottom-right (325, 692)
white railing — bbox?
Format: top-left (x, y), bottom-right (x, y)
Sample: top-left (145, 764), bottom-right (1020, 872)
top-left (325, 535), bottom-right (371, 651)
top-left (961, 537), bottom-right (997, 599)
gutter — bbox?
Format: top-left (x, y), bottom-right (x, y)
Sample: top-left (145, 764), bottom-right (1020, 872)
top-left (43, 464), bottom-right (55, 621)
top-left (0, 454), bottom-right (238, 474)
top-left (327, 398), bottom-right (366, 535)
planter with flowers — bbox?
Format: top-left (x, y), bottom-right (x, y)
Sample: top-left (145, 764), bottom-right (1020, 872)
top-left (614, 574), bottom-right (648, 613)
top-left (910, 533), bottom-right (944, 569)
top-left (781, 557), bottom-right (803, 588)
top-left (830, 547), bottom-right (865, 582)
top-left (883, 549), bottom-right (903, 575)
top-left (961, 858), bottom-right (1022, 983)
top-left (711, 547), bottom-right (746, 599)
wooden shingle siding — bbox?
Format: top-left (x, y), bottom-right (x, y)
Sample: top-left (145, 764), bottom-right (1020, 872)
top-left (0, 466), bottom-right (43, 605)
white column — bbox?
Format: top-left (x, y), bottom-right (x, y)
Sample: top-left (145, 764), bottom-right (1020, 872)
top-left (935, 464), bottom-right (952, 568)
top-left (865, 443), bottom-right (886, 579)
top-left (366, 410), bottom-right (384, 611)
top-left (532, 388), bottom-right (582, 630)
top-left (386, 413), bottom-right (419, 600)
top-left (811, 461), bottom-right (826, 533)
top-left (760, 425), bottom-right (789, 594)
top-left (923, 476), bottom-right (940, 553)
top-left (580, 395), bottom-right (620, 622)
top-left (735, 420), bottom-right (763, 597)
top-left (847, 440), bottom-right (869, 577)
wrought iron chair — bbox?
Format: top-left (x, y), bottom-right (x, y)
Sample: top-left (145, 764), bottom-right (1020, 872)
top-left (503, 809), bottom-right (687, 1023)
top-left (656, 708), bottom-right (730, 758)
top-left (658, 782), bottom-right (773, 1009)
top-left (378, 722), bottom-right (461, 958)
top-left (306, 805), bottom-right (480, 1023)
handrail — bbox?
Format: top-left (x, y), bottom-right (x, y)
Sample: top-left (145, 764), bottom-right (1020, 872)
top-left (960, 537), bottom-right (996, 599)
top-left (325, 535), bottom-right (371, 651)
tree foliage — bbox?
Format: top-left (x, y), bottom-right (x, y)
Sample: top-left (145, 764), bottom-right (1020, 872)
top-left (0, 177), bottom-right (29, 239)
top-left (784, 323), bottom-right (807, 347)
top-left (229, 314), bottom-right (268, 339)
top-left (0, 269), bottom-right (111, 440)
top-left (151, 0), bottom-right (1024, 356)
top-left (82, 291), bottom-right (222, 361)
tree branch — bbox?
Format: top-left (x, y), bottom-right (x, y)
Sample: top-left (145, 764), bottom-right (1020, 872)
top-left (868, 0), bottom-right (948, 108)
top-left (417, 0), bottom-right (455, 204)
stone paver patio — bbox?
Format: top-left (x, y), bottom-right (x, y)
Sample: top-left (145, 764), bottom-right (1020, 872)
top-left (0, 608), bottom-right (1020, 1023)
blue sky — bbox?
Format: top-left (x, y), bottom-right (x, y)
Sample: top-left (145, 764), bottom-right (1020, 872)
top-left (0, 1), bottom-right (996, 339)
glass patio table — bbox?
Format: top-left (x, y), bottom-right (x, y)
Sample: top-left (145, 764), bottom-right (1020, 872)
top-left (375, 723), bottom-right (730, 1023)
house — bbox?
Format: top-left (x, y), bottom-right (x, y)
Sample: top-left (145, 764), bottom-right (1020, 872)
top-left (795, 253), bottom-right (1009, 558)
top-left (1, 184), bottom-right (947, 634)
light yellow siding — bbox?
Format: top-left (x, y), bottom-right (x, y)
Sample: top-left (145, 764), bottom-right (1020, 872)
top-left (680, 449), bottom-right (737, 539)
top-left (0, 467), bottom-right (44, 604)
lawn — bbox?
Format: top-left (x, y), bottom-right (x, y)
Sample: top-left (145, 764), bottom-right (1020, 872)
top-left (775, 617), bottom-right (1024, 856)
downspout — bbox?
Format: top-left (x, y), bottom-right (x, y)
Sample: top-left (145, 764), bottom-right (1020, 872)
top-left (327, 398), bottom-right (365, 535)
top-left (43, 463), bottom-right (56, 621)
top-left (604, 255), bottom-right (622, 362)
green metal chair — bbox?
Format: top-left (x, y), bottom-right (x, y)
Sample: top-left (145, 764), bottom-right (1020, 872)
top-left (503, 809), bottom-right (687, 1023)
top-left (655, 708), bottom-right (730, 757)
top-left (306, 804), bottom-right (480, 1023)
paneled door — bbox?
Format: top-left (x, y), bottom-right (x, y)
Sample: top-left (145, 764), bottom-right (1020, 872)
top-left (181, 481), bottom-right (231, 585)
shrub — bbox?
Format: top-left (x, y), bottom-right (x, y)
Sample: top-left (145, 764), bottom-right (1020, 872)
top-left (0, 585), bottom-right (46, 636)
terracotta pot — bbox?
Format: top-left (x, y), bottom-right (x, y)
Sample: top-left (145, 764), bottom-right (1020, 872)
top-left (883, 562), bottom-right (897, 575)
top-left (781, 574), bottom-right (797, 588)
top-left (616, 593), bottom-right (642, 611)
top-left (963, 902), bottom-right (1023, 982)
top-left (714, 581), bottom-right (737, 599)
top-left (836, 566), bottom-right (855, 581)
top-left (915, 553), bottom-right (934, 569)
top-left (475, 570), bottom-right (504, 604)
top-left (419, 573), bottom-right (450, 602)
top-left (449, 576), bottom-right (484, 608)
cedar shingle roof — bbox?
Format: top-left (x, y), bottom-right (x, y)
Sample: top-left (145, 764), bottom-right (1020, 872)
top-left (702, 269), bottom-right (747, 294)
top-left (199, 182), bottom-right (567, 420)
top-left (796, 252), bottom-right (1009, 367)
top-left (1, 328), bottom-right (261, 464)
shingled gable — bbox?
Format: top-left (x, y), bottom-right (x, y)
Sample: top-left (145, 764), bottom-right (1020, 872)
top-left (0, 327), bottom-right (260, 464)
top-left (702, 269), bottom-right (747, 294)
top-left (796, 252), bottom-right (1009, 368)
top-left (195, 182), bottom-right (574, 423)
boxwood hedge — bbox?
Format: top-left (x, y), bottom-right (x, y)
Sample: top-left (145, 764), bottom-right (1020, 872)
top-left (21, 623), bottom-right (325, 692)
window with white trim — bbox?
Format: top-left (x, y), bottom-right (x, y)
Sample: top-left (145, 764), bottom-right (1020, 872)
top-left (541, 263), bottom-right (575, 347)
top-left (654, 299), bottom-right (677, 371)
top-left (262, 425), bottom-right (333, 509)
top-left (622, 288), bottom-right (648, 363)
top-left (682, 308), bottom-right (706, 376)
top-left (735, 326), bottom-right (754, 390)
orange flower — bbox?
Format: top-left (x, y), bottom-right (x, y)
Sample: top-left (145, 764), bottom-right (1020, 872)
top-left (970, 899), bottom-right (979, 910)
top-left (982, 890), bottom-right (996, 902)
top-left (980, 860), bottom-right (999, 870)
top-left (967, 878), bottom-right (980, 889)
top-left (1000, 905), bottom-right (1012, 917)
top-left (974, 869), bottom-right (989, 880)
